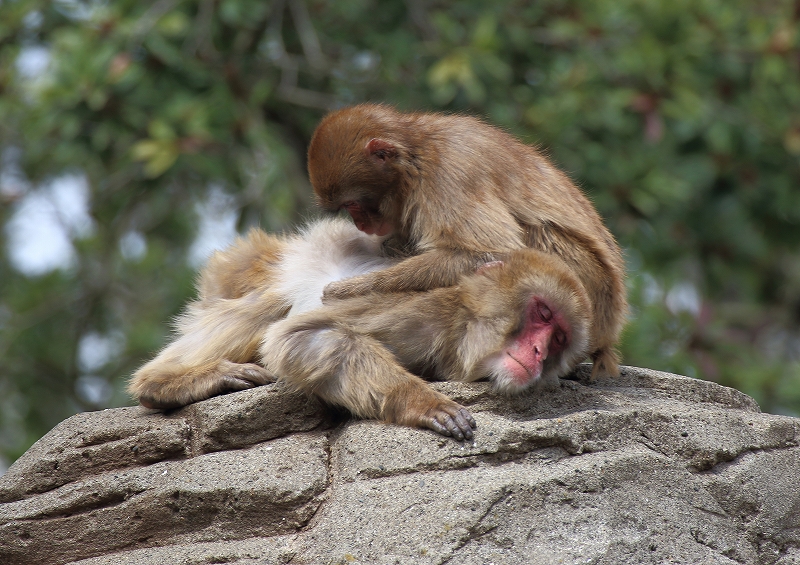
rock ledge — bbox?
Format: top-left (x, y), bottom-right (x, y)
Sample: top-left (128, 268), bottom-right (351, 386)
top-left (1, 366), bottom-right (799, 565)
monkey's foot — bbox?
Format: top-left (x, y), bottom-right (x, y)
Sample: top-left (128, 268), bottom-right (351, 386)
top-left (136, 361), bottom-right (276, 410)
top-left (422, 404), bottom-right (477, 441)
top-left (219, 362), bottom-right (277, 388)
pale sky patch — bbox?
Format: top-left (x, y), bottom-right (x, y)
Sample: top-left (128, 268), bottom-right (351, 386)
top-left (78, 331), bottom-right (125, 373)
top-left (666, 281), bottom-right (701, 317)
top-left (5, 174), bottom-right (95, 276)
top-left (119, 230), bottom-right (147, 262)
top-left (188, 186), bottom-right (239, 267)
top-left (15, 45), bottom-right (50, 79)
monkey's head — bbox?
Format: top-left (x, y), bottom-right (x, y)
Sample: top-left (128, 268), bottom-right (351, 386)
top-left (460, 249), bottom-right (592, 393)
top-left (308, 104), bottom-right (415, 237)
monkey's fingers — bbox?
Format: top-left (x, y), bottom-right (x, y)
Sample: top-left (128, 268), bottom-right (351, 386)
top-left (426, 405), bottom-right (477, 441)
top-left (590, 348), bottom-right (620, 380)
top-left (384, 383), bottom-right (476, 441)
top-left (322, 278), bottom-right (369, 301)
top-left (458, 408), bottom-right (477, 429)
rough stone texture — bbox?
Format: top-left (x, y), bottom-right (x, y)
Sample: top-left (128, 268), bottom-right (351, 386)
top-left (1, 366), bottom-right (799, 565)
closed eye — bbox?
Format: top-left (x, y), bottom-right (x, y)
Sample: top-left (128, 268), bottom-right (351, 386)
top-left (537, 302), bottom-right (552, 321)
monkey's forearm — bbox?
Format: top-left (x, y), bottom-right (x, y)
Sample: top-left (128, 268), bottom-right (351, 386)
top-left (322, 249), bottom-right (488, 299)
top-left (261, 316), bottom-right (476, 439)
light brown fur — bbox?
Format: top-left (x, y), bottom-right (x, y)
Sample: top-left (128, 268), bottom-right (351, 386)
top-left (308, 104), bottom-right (628, 379)
top-left (260, 246), bottom-right (592, 438)
top-left (129, 218), bottom-right (395, 409)
top-left (128, 230), bottom-right (291, 409)
top-left (129, 219), bottom-right (591, 439)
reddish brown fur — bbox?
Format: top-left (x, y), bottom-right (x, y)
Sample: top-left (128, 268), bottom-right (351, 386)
top-left (308, 104), bottom-right (628, 378)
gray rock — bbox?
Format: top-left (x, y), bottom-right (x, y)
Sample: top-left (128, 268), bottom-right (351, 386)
top-left (1, 366), bottom-right (799, 565)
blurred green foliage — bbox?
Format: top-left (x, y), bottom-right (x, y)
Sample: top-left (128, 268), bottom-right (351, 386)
top-left (1, 0), bottom-right (799, 469)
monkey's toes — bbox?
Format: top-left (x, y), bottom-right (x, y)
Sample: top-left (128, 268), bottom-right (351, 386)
top-left (219, 375), bottom-right (258, 392)
top-left (223, 363), bottom-right (276, 386)
top-left (139, 395), bottom-right (168, 410)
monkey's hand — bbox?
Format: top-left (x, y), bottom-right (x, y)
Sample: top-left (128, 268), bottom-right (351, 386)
top-left (323, 250), bottom-right (485, 301)
top-left (322, 275), bottom-right (373, 300)
top-left (422, 403), bottom-right (477, 441)
top-left (590, 347), bottom-right (620, 381)
top-left (383, 381), bottom-right (477, 441)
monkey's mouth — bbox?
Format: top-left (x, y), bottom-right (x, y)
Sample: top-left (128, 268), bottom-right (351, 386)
top-left (506, 351), bottom-right (540, 384)
top-left (341, 201), bottom-right (393, 237)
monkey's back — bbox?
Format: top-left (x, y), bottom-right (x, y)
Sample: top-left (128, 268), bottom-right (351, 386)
top-left (308, 104), bottom-right (629, 377)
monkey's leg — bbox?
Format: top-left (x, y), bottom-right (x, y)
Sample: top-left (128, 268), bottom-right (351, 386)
top-left (261, 320), bottom-right (476, 440)
top-left (129, 291), bottom-right (288, 409)
top-left (322, 249), bottom-right (489, 300)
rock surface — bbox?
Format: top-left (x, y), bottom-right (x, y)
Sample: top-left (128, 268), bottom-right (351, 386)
top-left (1, 366), bottom-right (799, 564)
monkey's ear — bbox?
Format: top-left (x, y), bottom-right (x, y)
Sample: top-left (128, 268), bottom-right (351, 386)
top-left (365, 138), bottom-right (398, 162)
top-left (476, 260), bottom-right (504, 275)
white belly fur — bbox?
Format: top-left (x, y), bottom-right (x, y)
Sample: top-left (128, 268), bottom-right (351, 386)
top-left (274, 217), bottom-right (397, 316)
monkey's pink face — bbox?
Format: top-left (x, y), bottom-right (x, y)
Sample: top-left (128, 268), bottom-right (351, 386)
top-left (341, 201), bottom-right (394, 236)
top-left (492, 297), bottom-right (570, 392)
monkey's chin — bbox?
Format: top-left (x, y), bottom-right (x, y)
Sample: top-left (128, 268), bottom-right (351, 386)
top-left (489, 371), bottom-right (538, 395)
top-left (487, 356), bottom-right (543, 395)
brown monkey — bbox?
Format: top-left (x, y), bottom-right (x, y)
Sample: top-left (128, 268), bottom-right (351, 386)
top-left (308, 104), bottom-right (627, 379)
top-left (260, 246), bottom-right (591, 439)
top-left (129, 218), bottom-right (591, 440)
